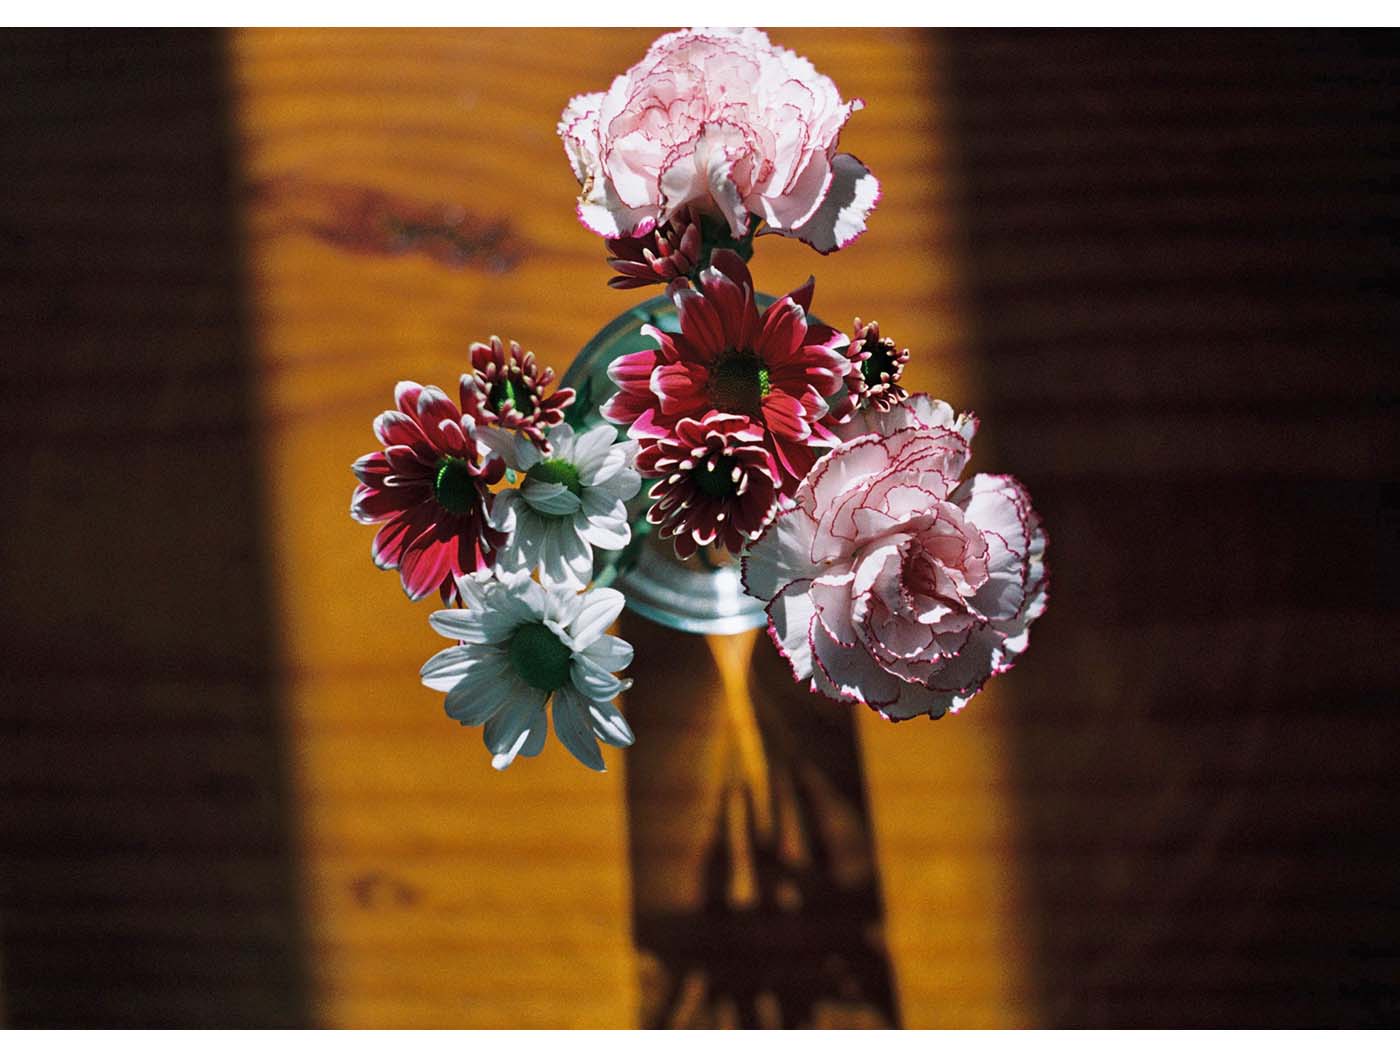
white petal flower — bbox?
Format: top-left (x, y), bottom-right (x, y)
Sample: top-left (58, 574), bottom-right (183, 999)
top-left (420, 572), bottom-right (635, 772)
top-left (487, 422), bottom-right (642, 589)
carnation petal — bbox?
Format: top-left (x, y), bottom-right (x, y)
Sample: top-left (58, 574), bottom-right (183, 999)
top-left (742, 508), bottom-right (819, 601)
top-left (811, 618), bottom-right (902, 706)
top-left (766, 580), bottom-right (817, 683)
top-left (809, 572), bottom-right (858, 645)
top-left (785, 153), bottom-right (880, 254)
top-left (875, 681), bottom-right (958, 722)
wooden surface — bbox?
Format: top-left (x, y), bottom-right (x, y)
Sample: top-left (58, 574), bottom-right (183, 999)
top-left (3, 27), bottom-right (1397, 1028)
top-left (231, 27), bottom-right (1021, 1028)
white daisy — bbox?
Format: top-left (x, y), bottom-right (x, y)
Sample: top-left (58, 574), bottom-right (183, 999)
top-left (419, 571), bottom-right (636, 771)
top-left (483, 423), bottom-right (641, 590)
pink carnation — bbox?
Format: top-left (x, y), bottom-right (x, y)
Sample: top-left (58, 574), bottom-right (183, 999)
top-left (742, 396), bottom-right (1048, 720)
top-left (558, 27), bottom-right (880, 253)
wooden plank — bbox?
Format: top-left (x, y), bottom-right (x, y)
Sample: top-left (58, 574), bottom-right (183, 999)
top-left (231, 26), bottom-right (1026, 1028)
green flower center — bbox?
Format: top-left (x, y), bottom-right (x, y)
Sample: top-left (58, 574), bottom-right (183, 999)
top-left (709, 353), bottom-right (770, 418)
top-left (691, 455), bottom-right (738, 498)
top-left (488, 375), bottom-right (534, 415)
top-left (861, 341), bottom-right (899, 388)
top-left (525, 458), bottom-right (583, 497)
top-left (433, 458), bottom-right (479, 514)
top-left (508, 622), bottom-right (572, 692)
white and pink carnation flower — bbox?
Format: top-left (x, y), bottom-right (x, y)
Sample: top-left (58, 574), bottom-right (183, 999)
top-left (743, 396), bottom-right (1048, 720)
top-left (558, 27), bottom-right (880, 253)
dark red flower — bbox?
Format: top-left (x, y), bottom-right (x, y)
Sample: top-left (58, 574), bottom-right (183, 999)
top-left (351, 381), bottom-right (506, 602)
top-left (601, 249), bottom-right (848, 493)
top-left (826, 317), bottom-right (910, 423)
top-left (636, 412), bottom-right (781, 558)
top-left (604, 205), bottom-right (704, 289)
top-left (459, 336), bottom-right (575, 449)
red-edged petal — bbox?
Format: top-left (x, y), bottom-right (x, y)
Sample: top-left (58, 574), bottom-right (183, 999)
top-left (653, 362), bottom-right (709, 416)
top-left (756, 297), bottom-right (807, 364)
top-left (398, 529), bottom-right (456, 602)
top-left (761, 390), bottom-right (812, 443)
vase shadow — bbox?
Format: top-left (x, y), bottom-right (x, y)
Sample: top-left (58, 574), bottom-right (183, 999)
top-left (619, 611), bottom-right (900, 1029)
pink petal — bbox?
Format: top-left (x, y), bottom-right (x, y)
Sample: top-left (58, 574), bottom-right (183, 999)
top-left (607, 348), bottom-right (660, 392)
top-left (394, 381), bottom-right (424, 416)
top-left (760, 390), bottom-right (811, 443)
top-left (399, 528), bottom-right (455, 602)
top-left (352, 484), bottom-right (411, 525)
top-left (351, 451), bottom-right (391, 487)
top-left (672, 285), bottom-right (726, 358)
top-left (652, 362), bottom-right (709, 416)
top-left (757, 298), bottom-right (806, 364)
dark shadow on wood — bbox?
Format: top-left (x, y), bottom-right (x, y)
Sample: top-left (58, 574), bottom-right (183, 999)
top-left (620, 613), bottom-right (900, 1028)
top-left (937, 28), bottom-right (1400, 1026)
top-left (0, 30), bottom-right (310, 1026)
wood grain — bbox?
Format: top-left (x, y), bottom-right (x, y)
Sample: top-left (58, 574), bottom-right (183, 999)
top-left (230, 27), bottom-right (1023, 1027)
top-left (9, 26), bottom-right (1391, 1029)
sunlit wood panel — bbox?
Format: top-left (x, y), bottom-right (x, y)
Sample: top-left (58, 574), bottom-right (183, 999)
top-left (231, 27), bottom-right (1026, 1027)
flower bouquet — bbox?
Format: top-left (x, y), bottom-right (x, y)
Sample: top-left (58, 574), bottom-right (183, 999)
top-left (350, 28), bottom-right (1048, 773)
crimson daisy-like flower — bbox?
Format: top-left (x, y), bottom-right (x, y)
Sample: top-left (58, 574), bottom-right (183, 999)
top-left (636, 412), bottom-right (781, 558)
top-left (601, 249), bottom-right (848, 493)
top-left (459, 335), bottom-right (575, 449)
top-left (604, 205), bottom-right (703, 289)
top-left (351, 381), bottom-right (506, 602)
top-left (827, 317), bottom-right (910, 422)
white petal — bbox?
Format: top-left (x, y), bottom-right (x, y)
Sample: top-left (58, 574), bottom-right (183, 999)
top-left (595, 463), bottom-right (643, 500)
top-left (543, 423), bottom-right (575, 457)
top-left (487, 490), bottom-right (522, 534)
top-left (571, 425), bottom-right (620, 477)
top-left (539, 521), bottom-right (585, 590)
top-left (491, 730), bottom-right (531, 771)
top-left (522, 479), bottom-right (582, 516)
top-left (428, 605), bottom-right (522, 644)
top-left (443, 653), bottom-right (520, 725)
top-left (582, 633), bottom-right (633, 673)
top-left (484, 696), bottom-right (546, 758)
top-left (588, 698), bottom-right (635, 748)
top-left (516, 719), bottom-right (549, 758)
top-left (477, 425), bottom-right (536, 469)
top-left (559, 526), bottom-right (597, 584)
top-left (551, 686), bottom-right (605, 771)
top-left (571, 651), bottom-right (625, 701)
top-left (419, 643), bottom-right (490, 692)
top-left (577, 491), bottom-right (631, 550)
top-left (541, 583), bottom-right (587, 629)
top-left (568, 587), bottom-right (626, 648)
